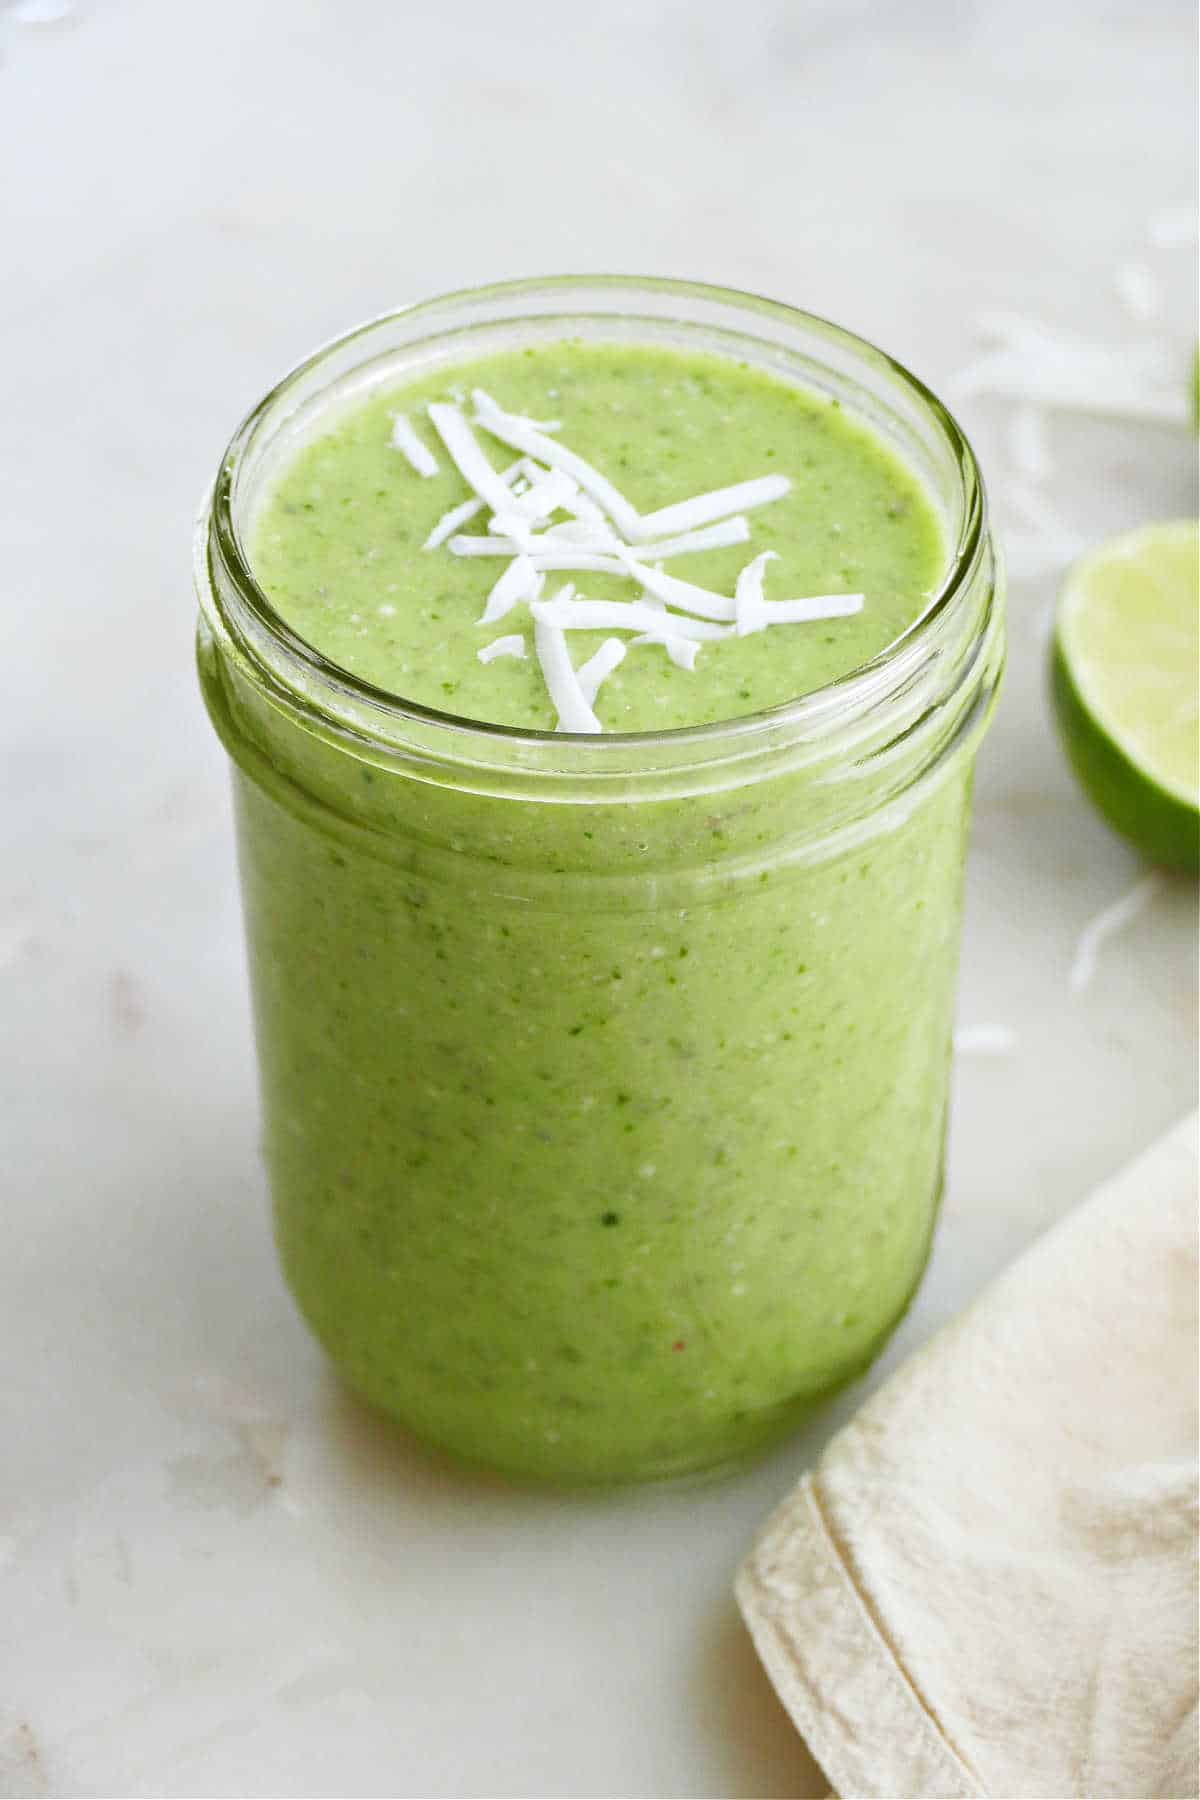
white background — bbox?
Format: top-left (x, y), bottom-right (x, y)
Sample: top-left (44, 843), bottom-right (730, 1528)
top-left (1, 1), bottom-right (1196, 1794)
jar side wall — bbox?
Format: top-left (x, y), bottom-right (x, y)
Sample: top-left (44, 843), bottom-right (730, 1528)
top-left (197, 567), bottom-right (1000, 899)
top-left (232, 750), bottom-right (972, 1482)
top-left (194, 277), bottom-right (1003, 1483)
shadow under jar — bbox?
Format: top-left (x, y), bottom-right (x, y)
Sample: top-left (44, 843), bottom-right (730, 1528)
top-left (195, 276), bottom-right (1004, 1484)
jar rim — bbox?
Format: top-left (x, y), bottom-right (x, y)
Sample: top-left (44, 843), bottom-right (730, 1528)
top-left (197, 273), bottom-right (996, 788)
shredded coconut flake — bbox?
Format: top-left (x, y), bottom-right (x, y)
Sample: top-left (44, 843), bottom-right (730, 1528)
top-left (480, 554), bottom-right (542, 625)
top-left (11, 1), bottom-right (76, 24)
top-left (630, 597), bottom-right (701, 671)
top-left (472, 389), bottom-right (643, 538)
top-left (422, 461), bottom-right (524, 550)
top-left (734, 551), bottom-right (862, 635)
top-left (417, 382), bottom-right (859, 730)
top-left (952, 315), bottom-right (1188, 423)
top-left (953, 1024), bottom-right (1018, 1056)
top-left (655, 636), bottom-right (699, 670)
top-left (542, 518), bottom-right (623, 549)
top-left (560, 489), bottom-right (609, 528)
top-left (447, 529), bottom-right (748, 574)
top-left (616, 549), bottom-right (736, 622)
top-left (753, 593), bottom-right (863, 628)
top-left (390, 413), bottom-right (439, 478)
top-left (1007, 405), bottom-right (1052, 482)
top-left (509, 467), bottom-right (580, 523)
top-left (424, 498), bottom-right (482, 549)
top-left (477, 634), bottom-right (527, 664)
top-left (1069, 875), bottom-right (1161, 994)
top-left (533, 588), bottom-right (602, 732)
top-left (1003, 535), bottom-right (1079, 579)
top-left (531, 596), bottom-right (732, 642)
top-left (634, 475), bottom-right (791, 539)
top-left (1114, 261), bottom-right (1162, 324)
top-left (576, 638), bottom-right (627, 705)
top-left (485, 511), bottom-right (539, 551)
top-left (427, 402), bottom-right (515, 514)
top-left (734, 549), bottom-right (776, 635)
top-left (447, 534), bottom-right (525, 557)
top-left (951, 350), bottom-right (1187, 421)
top-left (634, 516), bottom-right (752, 559)
top-left (1006, 482), bottom-right (1087, 559)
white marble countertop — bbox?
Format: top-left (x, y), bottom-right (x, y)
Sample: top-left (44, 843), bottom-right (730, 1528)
top-left (1, 1), bottom-right (1195, 1794)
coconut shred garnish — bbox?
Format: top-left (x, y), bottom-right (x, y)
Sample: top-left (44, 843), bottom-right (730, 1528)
top-left (392, 389), bottom-right (866, 732)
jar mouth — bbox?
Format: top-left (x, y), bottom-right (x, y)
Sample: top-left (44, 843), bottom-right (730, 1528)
top-left (197, 274), bottom-right (998, 790)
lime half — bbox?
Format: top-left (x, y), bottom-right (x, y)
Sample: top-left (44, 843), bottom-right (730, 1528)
top-left (1052, 520), bottom-right (1199, 872)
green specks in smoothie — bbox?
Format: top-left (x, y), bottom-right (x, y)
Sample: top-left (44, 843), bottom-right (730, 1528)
top-left (252, 341), bottom-right (943, 733)
top-left (601, 1211), bottom-right (621, 1227)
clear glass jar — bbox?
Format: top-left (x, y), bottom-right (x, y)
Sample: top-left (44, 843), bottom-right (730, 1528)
top-left (195, 277), bottom-right (1003, 1484)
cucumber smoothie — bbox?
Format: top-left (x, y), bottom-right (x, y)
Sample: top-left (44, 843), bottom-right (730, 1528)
top-left (197, 281), bottom-right (1001, 1482)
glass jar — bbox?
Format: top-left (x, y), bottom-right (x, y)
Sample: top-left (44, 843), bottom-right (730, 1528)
top-left (195, 277), bottom-right (1003, 1484)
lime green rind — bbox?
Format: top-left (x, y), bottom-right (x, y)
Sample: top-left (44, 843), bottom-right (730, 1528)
top-left (1051, 638), bottom-right (1200, 873)
top-left (1056, 521), bottom-right (1199, 807)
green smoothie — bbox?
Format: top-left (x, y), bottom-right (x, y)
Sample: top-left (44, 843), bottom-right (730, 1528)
top-left (253, 344), bottom-right (941, 730)
top-left (197, 291), bottom-right (1000, 1482)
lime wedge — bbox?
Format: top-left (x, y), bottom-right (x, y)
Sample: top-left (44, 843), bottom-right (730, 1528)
top-left (1051, 520), bottom-right (1199, 872)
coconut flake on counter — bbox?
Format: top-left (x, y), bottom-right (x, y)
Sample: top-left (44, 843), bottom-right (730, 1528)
top-left (1114, 261), bottom-right (1162, 325)
top-left (1004, 482), bottom-right (1088, 572)
top-left (953, 1024), bottom-right (1018, 1056)
top-left (1007, 405), bottom-right (1053, 483)
top-left (1069, 875), bottom-right (1162, 995)
top-left (477, 634), bottom-right (527, 664)
top-left (390, 413), bottom-right (439, 478)
top-left (950, 311), bottom-right (1188, 424)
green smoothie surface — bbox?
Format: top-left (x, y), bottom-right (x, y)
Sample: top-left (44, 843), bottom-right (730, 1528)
top-left (252, 341), bottom-right (945, 731)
